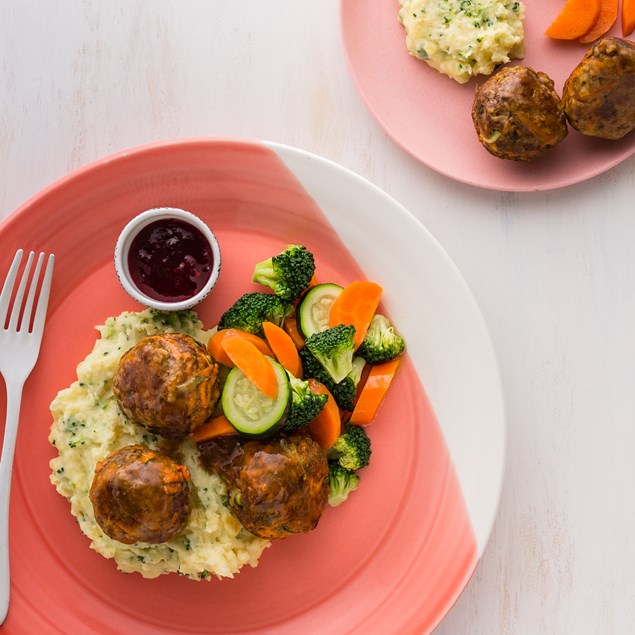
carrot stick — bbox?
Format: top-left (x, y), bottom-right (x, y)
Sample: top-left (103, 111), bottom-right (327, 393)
top-left (545, 0), bottom-right (601, 40)
top-left (624, 0), bottom-right (635, 36)
top-left (307, 379), bottom-right (341, 450)
top-left (328, 281), bottom-right (382, 349)
top-left (580, 0), bottom-right (618, 42)
top-left (350, 357), bottom-right (401, 426)
top-left (283, 315), bottom-right (306, 351)
top-left (190, 414), bottom-right (238, 443)
top-left (221, 335), bottom-right (278, 399)
top-left (208, 328), bottom-right (273, 366)
top-left (262, 321), bottom-right (303, 378)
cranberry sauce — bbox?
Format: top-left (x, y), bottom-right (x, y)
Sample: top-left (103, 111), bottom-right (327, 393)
top-left (128, 218), bottom-right (213, 302)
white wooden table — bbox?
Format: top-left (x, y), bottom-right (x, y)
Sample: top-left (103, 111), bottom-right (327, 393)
top-left (1, 2), bottom-right (634, 633)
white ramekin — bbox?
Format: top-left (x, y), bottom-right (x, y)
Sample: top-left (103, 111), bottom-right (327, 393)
top-left (114, 207), bottom-right (221, 311)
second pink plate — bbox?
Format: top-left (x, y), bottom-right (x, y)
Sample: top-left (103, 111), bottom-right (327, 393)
top-left (341, 0), bottom-right (635, 191)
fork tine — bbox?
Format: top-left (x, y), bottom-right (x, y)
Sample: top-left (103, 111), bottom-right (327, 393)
top-left (0, 250), bottom-right (24, 327)
top-left (7, 252), bottom-right (35, 332)
top-left (30, 254), bottom-right (55, 336)
top-left (18, 253), bottom-right (45, 333)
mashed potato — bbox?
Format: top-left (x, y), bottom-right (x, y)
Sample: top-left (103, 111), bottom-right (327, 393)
top-left (398, 0), bottom-right (525, 84)
top-left (49, 309), bottom-right (269, 580)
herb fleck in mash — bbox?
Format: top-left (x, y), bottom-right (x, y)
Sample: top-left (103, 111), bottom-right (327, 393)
top-left (397, 0), bottom-right (525, 84)
top-left (49, 309), bottom-right (269, 580)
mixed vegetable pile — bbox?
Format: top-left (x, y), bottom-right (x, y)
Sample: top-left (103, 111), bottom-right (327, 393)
top-left (191, 245), bottom-right (406, 507)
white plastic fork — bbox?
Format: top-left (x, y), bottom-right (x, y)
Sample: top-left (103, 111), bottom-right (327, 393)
top-left (0, 250), bottom-right (54, 625)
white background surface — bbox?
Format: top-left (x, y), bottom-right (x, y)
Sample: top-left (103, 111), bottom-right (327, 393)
top-left (1, 1), bottom-right (634, 633)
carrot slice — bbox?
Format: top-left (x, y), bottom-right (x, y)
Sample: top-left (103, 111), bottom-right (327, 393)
top-left (328, 281), bottom-right (383, 349)
top-left (545, 0), bottom-right (601, 39)
top-left (307, 379), bottom-right (341, 450)
top-left (221, 335), bottom-right (278, 399)
top-left (624, 0), bottom-right (635, 36)
top-left (208, 328), bottom-right (273, 366)
top-left (262, 321), bottom-right (303, 378)
top-left (350, 357), bottom-right (401, 426)
top-left (283, 315), bottom-right (306, 351)
top-left (580, 0), bottom-right (618, 42)
top-left (190, 414), bottom-right (238, 443)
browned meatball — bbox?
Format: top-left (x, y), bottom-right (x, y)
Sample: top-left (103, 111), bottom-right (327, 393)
top-left (113, 333), bottom-right (220, 438)
top-left (562, 37), bottom-right (635, 140)
top-left (472, 65), bottom-right (568, 161)
top-left (200, 431), bottom-right (329, 540)
top-left (89, 444), bottom-right (191, 544)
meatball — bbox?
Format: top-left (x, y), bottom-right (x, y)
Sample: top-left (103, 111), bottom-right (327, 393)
top-left (113, 333), bottom-right (220, 438)
top-left (89, 444), bottom-right (191, 544)
top-left (472, 65), bottom-right (568, 161)
top-left (562, 37), bottom-right (635, 140)
top-left (200, 431), bottom-right (329, 540)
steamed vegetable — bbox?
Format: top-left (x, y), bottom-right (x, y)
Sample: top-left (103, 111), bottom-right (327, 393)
top-left (328, 281), bottom-right (382, 349)
top-left (327, 463), bottom-right (360, 507)
top-left (306, 379), bottom-right (341, 450)
top-left (221, 335), bottom-right (278, 400)
top-left (218, 292), bottom-right (294, 335)
top-left (262, 321), bottom-right (303, 378)
top-left (580, 0), bottom-right (618, 42)
top-left (208, 328), bottom-right (273, 366)
top-left (624, 0), bottom-right (635, 36)
top-left (252, 245), bottom-right (316, 301)
top-left (190, 414), bottom-right (238, 443)
top-left (327, 425), bottom-right (371, 471)
top-left (545, 0), bottom-right (601, 40)
top-left (297, 283), bottom-right (343, 338)
top-left (299, 348), bottom-right (364, 412)
top-left (282, 373), bottom-right (328, 432)
top-left (221, 358), bottom-right (290, 438)
top-left (304, 324), bottom-right (356, 384)
top-left (350, 357), bottom-right (401, 426)
top-left (356, 314), bottom-right (405, 364)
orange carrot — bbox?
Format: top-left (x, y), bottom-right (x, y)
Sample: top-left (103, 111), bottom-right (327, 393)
top-left (262, 321), bottom-right (303, 378)
top-left (624, 0), bottom-right (635, 36)
top-left (307, 273), bottom-right (319, 289)
top-left (221, 335), bottom-right (278, 399)
top-left (208, 328), bottom-right (273, 367)
top-left (350, 357), bottom-right (401, 426)
top-left (176, 465), bottom-right (192, 481)
top-left (190, 414), bottom-right (237, 443)
top-left (307, 379), bottom-right (341, 450)
top-left (283, 315), bottom-right (306, 350)
top-left (545, 0), bottom-right (601, 39)
top-left (328, 281), bottom-right (383, 349)
top-left (580, 0), bottom-right (618, 42)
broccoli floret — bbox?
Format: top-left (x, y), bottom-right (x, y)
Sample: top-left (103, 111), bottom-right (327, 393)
top-left (299, 349), bottom-right (365, 411)
top-left (252, 245), bottom-right (316, 301)
top-left (327, 463), bottom-right (360, 507)
top-left (218, 292), bottom-right (294, 335)
top-left (327, 425), bottom-right (371, 471)
top-left (282, 373), bottom-right (328, 431)
top-left (357, 314), bottom-right (405, 364)
top-left (304, 324), bottom-right (355, 384)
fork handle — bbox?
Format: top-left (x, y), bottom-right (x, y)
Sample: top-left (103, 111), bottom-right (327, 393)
top-left (0, 379), bottom-right (25, 625)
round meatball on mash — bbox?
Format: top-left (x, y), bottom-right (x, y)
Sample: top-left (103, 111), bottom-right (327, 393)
top-left (113, 332), bottom-right (220, 438)
top-left (90, 444), bottom-right (191, 544)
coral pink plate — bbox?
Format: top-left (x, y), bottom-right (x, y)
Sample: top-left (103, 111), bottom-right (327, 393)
top-left (340, 0), bottom-right (635, 191)
top-left (0, 139), bottom-right (504, 635)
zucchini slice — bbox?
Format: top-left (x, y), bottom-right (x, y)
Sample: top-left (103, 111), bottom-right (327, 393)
top-left (296, 283), bottom-right (343, 338)
top-left (221, 357), bottom-right (290, 438)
